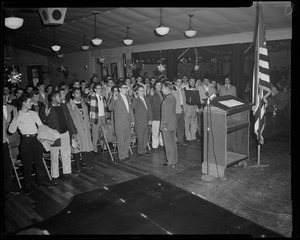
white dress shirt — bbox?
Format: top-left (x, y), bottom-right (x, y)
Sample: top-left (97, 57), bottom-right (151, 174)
top-left (139, 96), bottom-right (148, 109)
top-left (96, 93), bottom-right (105, 117)
top-left (120, 93), bottom-right (129, 112)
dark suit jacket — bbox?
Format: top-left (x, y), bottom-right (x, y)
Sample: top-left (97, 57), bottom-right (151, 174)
top-left (160, 93), bottom-right (177, 131)
top-left (40, 103), bottom-right (77, 145)
top-left (108, 94), bottom-right (134, 131)
top-left (132, 96), bottom-right (153, 128)
top-left (148, 91), bottom-right (163, 121)
top-left (38, 92), bottom-right (49, 106)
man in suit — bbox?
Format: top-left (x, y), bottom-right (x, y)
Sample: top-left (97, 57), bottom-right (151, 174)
top-left (108, 82), bottom-right (135, 161)
top-left (132, 85), bottom-right (153, 156)
top-left (172, 78), bottom-right (187, 146)
top-left (37, 81), bottom-right (49, 106)
top-left (219, 77), bottom-right (237, 97)
top-left (160, 82), bottom-right (178, 168)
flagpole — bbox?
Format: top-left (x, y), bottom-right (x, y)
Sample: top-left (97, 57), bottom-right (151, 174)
top-left (249, 2), bottom-right (269, 169)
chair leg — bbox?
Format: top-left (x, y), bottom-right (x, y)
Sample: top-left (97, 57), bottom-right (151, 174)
top-left (105, 140), bottom-right (114, 162)
top-left (42, 158), bottom-right (52, 181)
top-left (10, 151), bottom-right (22, 189)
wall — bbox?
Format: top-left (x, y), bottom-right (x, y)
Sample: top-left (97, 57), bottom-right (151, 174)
top-left (4, 46), bottom-right (48, 88)
top-left (48, 51), bottom-right (92, 87)
top-left (45, 28), bottom-right (291, 85)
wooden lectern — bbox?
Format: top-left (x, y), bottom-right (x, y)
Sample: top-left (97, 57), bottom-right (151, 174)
top-left (202, 95), bottom-right (253, 178)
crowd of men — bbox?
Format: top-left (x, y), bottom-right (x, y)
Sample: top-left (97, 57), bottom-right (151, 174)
top-left (3, 74), bottom-right (237, 198)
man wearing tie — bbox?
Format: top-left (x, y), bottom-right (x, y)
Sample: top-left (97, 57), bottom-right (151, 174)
top-left (219, 77), bottom-right (237, 97)
top-left (132, 85), bottom-right (153, 156)
top-left (108, 82), bottom-right (135, 161)
top-left (161, 82), bottom-right (178, 168)
top-left (89, 83), bottom-right (106, 155)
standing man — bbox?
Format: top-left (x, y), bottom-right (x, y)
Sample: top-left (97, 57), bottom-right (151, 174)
top-left (181, 75), bottom-right (189, 89)
top-left (198, 78), bottom-right (216, 105)
top-left (160, 82), bottom-right (178, 168)
top-left (66, 79), bottom-right (80, 102)
top-left (89, 83), bottom-right (106, 155)
top-left (37, 81), bottom-right (49, 106)
top-left (67, 88), bottom-right (93, 171)
top-left (108, 82), bottom-right (135, 161)
top-left (148, 81), bottom-right (164, 152)
top-left (184, 78), bottom-right (201, 142)
top-left (219, 77), bottom-right (237, 97)
top-left (9, 87), bottom-right (24, 110)
top-left (40, 91), bottom-right (78, 185)
top-left (132, 85), bottom-right (153, 156)
top-left (172, 78), bottom-right (187, 146)
top-left (9, 93), bottom-right (51, 194)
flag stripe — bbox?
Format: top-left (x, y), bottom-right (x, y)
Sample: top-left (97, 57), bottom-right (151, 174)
top-left (251, 2), bottom-right (271, 146)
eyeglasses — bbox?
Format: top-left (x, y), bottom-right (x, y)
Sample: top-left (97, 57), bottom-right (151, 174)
top-left (122, 86), bottom-right (128, 89)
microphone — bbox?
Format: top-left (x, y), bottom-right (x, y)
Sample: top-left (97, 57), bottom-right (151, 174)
top-left (209, 93), bottom-right (216, 101)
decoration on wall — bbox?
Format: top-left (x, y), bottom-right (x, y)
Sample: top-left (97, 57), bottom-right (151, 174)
top-left (210, 57), bottom-right (218, 64)
top-left (158, 63), bottom-right (165, 72)
top-left (180, 58), bottom-right (187, 64)
top-left (57, 66), bottom-right (68, 79)
top-left (84, 61), bottom-right (87, 69)
top-left (6, 66), bottom-right (22, 85)
top-left (96, 57), bottom-right (105, 64)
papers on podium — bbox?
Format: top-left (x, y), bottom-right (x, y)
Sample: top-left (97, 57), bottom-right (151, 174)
top-left (219, 99), bottom-right (244, 108)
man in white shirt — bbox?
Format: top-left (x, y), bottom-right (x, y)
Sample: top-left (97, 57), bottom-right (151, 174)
top-left (219, 77), bottom-right (237, 97)
top-left (108, 82), bottom-right (135, 161)
top-left (8, 93), bottom-right (50, 194)
top-left (198, 78), bottom-right (216, 105)
top-left (89, 83), bottom-right (106, 155)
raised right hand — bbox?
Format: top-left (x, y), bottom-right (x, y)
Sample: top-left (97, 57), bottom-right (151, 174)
top-left (45, 105), bottom-right (51, 116)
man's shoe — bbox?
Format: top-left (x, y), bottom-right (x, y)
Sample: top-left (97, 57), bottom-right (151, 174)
top-left (144, 151), bottom-right (151, 155)
top-left (93, 151), bottom-right (99, 156)
top-left (163, 163), bottom-right (169, 166)
top-left (153, 148), bottom-right (159, 153)
top-left (138, 153), bottom-right (144, 157)
top-left (51, 178), bottom-right (60, 185)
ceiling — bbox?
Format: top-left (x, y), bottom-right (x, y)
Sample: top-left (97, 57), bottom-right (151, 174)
top-left (3, 2), bottom-right (292, 57)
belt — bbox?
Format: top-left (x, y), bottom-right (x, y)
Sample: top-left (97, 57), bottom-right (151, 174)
top-left (22, 134), bottom-right (37, 138)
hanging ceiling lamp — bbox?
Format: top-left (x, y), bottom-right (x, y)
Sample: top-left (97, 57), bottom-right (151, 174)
top-left (5, 16), bottom-right (24, 29)
top-left (123, 26), bottom-right (133, 46)
top-left (185, 14), bottom-right (197, 38)
top-left (91, 11), bottom-right (102, 46)
top-left (155, 8), bottom-right (169, 36)
top-left (51, 27), bottom-right (61, 52)
top-left (81, 35), bottom-right (89, 51)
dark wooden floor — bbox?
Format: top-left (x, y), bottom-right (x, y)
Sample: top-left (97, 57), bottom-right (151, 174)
top-left (2, 112), bottom-right (292, 236)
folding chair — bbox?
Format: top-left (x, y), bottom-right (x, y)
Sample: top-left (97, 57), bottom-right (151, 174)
top-left (9, 145), bottom-right (52, 188)
top-left (147, 126), bottom-right (152, 151)
top-left (100, 125), bottom-right (133, 162)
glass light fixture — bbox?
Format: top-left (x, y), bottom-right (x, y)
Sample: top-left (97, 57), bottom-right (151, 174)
top-left (5, 16), bottom-right (24, 29)
top-left (51, 27), bottom-right (61, 52)
top-left (185, 14), bottom-right (197, 38)
top-left (123, 26), bottom-right (133, 46)
top-left (81, 35), bottom-right (89, 51)
top-left (155, 8), bottom-right (169, 36)
top-left (91, 11), bottom-right (102, 46)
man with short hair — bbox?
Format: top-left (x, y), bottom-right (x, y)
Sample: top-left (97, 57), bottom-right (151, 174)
top-left (161, 82), bottom-right (178, 167)
top-left (219, 77), bottom-right (237, 97)
top-left (31, 88), bottom-right (45, 117)
top-left (10, 88), bottom-right (24, 110)
top-left (40, 91), bottom-right (78, 185)
top-left (66, 79), bottom-right (80, 102)
top-left (184, 78), bottom-right (201, 142)
top-left (59, 88), bottom-right (67, 104)
top-left (132, 85), bottom-right (152, 156)
top-left (198, 78), bottom-right (216, 105)
top-left (108, 82), bottom-right (135, 161)
top-left (37, 81), bottom-right (49, 106)
top-left (182, 75), bottom-right (189, 89)
top-left (104, 78), bottom-right (115, 100)
top-left (67, 88), bottom-right (93, 171)
top-left (148, 81), bottom-right (164, 151)
top-left (172, 78), bottom-right (187, 146)
top-left (9, 93), bottom-right (51, 194)
top-left (25, 84), bottom-right (34, 94)
top-left (89, 83), bottom-right (106, 155)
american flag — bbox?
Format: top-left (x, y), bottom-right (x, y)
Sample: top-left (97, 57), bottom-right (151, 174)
top-left (252, 2), bottom-right (271, 145)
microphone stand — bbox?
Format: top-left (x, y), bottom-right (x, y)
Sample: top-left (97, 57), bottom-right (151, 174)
top-left (201, 96), bottom-right (216, 182)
